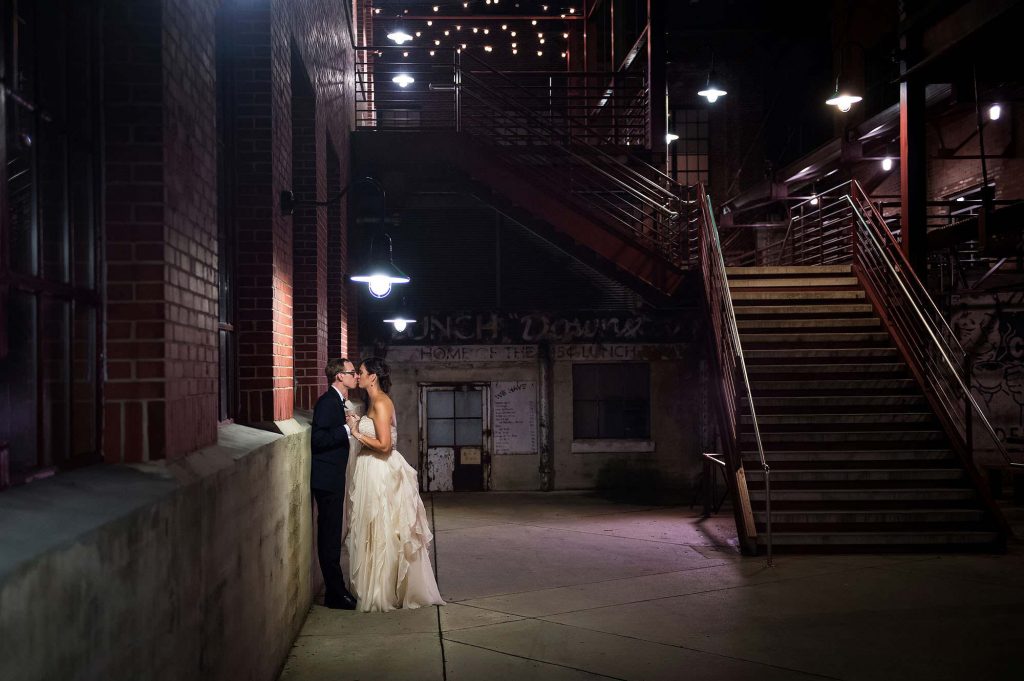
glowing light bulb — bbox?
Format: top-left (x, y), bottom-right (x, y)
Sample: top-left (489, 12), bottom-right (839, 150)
top-left (387, 30), bottom-right (413, 44)
top-left (444, 30), bottom-right (450, 35)
top-left (501, 24), bottom-right (507, 30)
top-left (537, 50), bottom-right (543, 56)
top-left (433, 5), bottom-right (439, 11)
top-left (563, 32), bottom-right (569, 38)
top-left (483, 28), bottom-right (489, 34)
top-left (881, 157), bottom-right (893, 171)
top-left (511, 42), bottom-right (517, 47)
top-left (427, 20), bottom-right (432, 26)
top-left (484, 45), bottom-right (492, 52)
top-left (810, 195), bottom-right (819, 206)
top-left (435, 39), bottom-right (441, 45)
top-left (569, 7), bottom-right (576, 13)
top-left (473, 27), bottom-right (478, 33)
top-left (392, 74), bottom-right (414, 87)
top-left (393, 319), bottom-right (408, 332)
top-left (532, 20), bottom-right (537, 25)
top-left (989, 104), bottom-right (1002, 121)
top-left (512, 48), bottom-right (517, 54)
top-left (539, 38), bottom-right (545, 44)
top-left (665, 133), bottom-right (679, 143)
top-left (429, 50), bottom-right (435, 56)
top-left (510, 31), bottom-right (516, 36)
top-left (826, 92), bottom-right (862, 112)
top-left (368, 277), bottom-right (392, 298)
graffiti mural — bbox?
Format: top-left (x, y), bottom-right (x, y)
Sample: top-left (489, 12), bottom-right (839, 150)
top-left (390, 311), bottom-right (697, 345)
top-left (951, 292), bottom-right (1024, 456)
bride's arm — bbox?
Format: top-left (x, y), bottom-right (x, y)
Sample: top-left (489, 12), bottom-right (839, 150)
top-left (353, 401), bottom-right (394, 454)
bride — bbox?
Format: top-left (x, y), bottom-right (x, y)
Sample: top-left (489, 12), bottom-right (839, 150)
top-left (343, 357), bottom-right (445, 612)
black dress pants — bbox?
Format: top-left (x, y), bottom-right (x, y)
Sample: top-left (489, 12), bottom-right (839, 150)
top-left (312, 486), bottom-right (349, 602)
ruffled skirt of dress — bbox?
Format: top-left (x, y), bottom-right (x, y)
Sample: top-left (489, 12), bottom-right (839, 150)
top-left (344, 449), bottom-right (445, 612)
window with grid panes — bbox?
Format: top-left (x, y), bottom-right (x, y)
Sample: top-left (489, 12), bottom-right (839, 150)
top-left (670, 109), bottom-right (709, 187)
top-left (572, 363), bottom-right (650, 439)
top-left (1, 0), bottom-right (101, 484)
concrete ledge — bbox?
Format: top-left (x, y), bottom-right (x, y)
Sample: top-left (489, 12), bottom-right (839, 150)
top-left (571, 440), bottom-right (656, 454)
top-left (0, 418), bottom-right (314, 681)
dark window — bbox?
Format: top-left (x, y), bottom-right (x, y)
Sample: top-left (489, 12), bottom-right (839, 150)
top-left (669, 109), bottom-right (709, 187)
top-left (215, 6), bottom-right (237, 421)
top-left (1, 0), bottom-right (101, 484)
top-left (572, 363), bottom-right (650, 439)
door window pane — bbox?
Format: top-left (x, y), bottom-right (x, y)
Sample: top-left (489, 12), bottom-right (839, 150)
top-left (427, 418), bottom-right (454, 446)
top-left (454, 389), bottom-right (482, 417)
top-left (427, 390), bottom-right (454, 418)
top-left (455, 418), bottom-right (482, 446)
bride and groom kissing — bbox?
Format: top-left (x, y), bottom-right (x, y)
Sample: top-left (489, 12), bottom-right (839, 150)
top-left (310, 356), bottom-right (444, 612)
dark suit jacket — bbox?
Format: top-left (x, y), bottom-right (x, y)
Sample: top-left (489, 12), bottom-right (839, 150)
top-left (310, 387), bottom-right (351, 492)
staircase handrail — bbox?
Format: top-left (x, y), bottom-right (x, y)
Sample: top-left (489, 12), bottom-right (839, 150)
top-left (847, 180), bottom-right (1021, 469)
top-left (697, 185), bottom-right (772, 564)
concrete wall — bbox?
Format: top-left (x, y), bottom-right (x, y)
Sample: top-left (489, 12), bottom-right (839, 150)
top-left (0, 422), bottom-right (314, 681)
top-left (383, 344), bottom-right (702, 495)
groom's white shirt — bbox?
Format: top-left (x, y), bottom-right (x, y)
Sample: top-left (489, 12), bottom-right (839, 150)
top-left (333, 385), bottom-right (362, 456)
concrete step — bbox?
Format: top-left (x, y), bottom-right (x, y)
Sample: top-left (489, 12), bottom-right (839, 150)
top-left (753, 509), bottom-right (985, 524)
top-left (746, 395), bottom-right (928, 408)
top-left (729, 276), bottom-right (860, 288)
top-left (726, 265), bottom-right (853, 276)
top-left (736, 317), bottom-right (881, 330)
top-left (748, 488), bottom-right (977, 502)
top-left (742, 431), bottom-right (947, 443)
top-left (743, 449), bottom-right (955, 463)
top-left (750, 378), bottom-right (918, 392)
top-left (745, 362), bottom-right (906, 375)
top-left (733, 304), bottom-right (875, 316)
top-left (741, 413), bottom-right (933, 426)
top-left (754, 530), bottom-right (999, 546)
top-left (744, 468), bottom-right (965, 482)
top-left (740, 331), bottom-right (892, 344)
top-left (744, 348), bottom-right (901, 360)
top-left (730, 290), bottom-right (866, 302)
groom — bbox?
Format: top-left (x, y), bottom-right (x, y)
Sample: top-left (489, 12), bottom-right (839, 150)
top-left (310, 357), bottom-right (360, 609)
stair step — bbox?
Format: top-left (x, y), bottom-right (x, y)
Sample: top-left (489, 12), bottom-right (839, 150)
top-left (736, 317), bottom-right (880, 330)
top-left (742, 431), bottom-right (946, 443)
top-left (748, 488), bottom-right (977, 502)
top-left (740, 331), bottom-right (892, 344)
top-left (755, 530), bottom-right (998, 546)
top-left (750, 378), bottom-right (918, 391)
top-left (729, 277), bottom-right (860, 288)
top-left (745, 363), bottom-right (905, 375)
top-left (733, 304), bottom-right (875, 316)
top-left (744, 468), bottom-right (965, 482)
top-left (753, 509), bottom-right (985, 524)
top-left (747, 395), bottom-right (928, 408)
top-left (730, 290), bottom-right (866, 302)
top-left (726, 265), bottom-right (853, 276)
top-left (744, 348), bottom-right (900, 360)
top-left (741, 413), bottom-right (933, 426)
top-left (744, 449), bottom-right (954, 463)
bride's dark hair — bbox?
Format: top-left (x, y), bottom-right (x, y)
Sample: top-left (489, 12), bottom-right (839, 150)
top-left (360, 356), bottom-right (392, 393)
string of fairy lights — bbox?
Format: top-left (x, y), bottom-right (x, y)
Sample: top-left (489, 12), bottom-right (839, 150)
top-left (375, 1), bottom-right (578, 61)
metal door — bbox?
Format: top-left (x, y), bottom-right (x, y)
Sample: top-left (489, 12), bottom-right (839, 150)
top-left (421, 385), bottom-right (489, 492)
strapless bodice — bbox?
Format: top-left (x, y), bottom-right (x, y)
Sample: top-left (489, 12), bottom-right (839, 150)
top-left (358, 415), bottom-right (398, 445)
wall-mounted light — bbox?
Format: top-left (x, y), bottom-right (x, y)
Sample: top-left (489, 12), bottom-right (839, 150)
top-left (826, 77), bottom-right (862, 112)
top-left (351, 232), bottom-right (410, 300)
top-left (383, 299), bottom-right (416, 333)
top-left (810, 195), bottom-right (819, 206)
top-left (392, 74), bottom-right (415, 87)
top-left (387, 29), bottom-right (413, 44)
top-left (989, 104), bottom-right (1002, 121)
top-left (881, 157), bottom-right (893, 172)
top-left (697, 54), bottom-right (727, 103)
top-left (665, 132), bottom-right (680, 143)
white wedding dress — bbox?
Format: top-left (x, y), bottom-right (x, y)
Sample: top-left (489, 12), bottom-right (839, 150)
top-left (343, 415), bottom-right (445, 612)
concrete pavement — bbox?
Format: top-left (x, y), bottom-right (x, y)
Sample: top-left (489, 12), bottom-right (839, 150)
top-left (279, 492), bottom-right (1024, 681)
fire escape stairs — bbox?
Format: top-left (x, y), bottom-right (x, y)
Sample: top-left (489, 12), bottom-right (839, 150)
top-left (727, 265), bottom-right (1004, 549)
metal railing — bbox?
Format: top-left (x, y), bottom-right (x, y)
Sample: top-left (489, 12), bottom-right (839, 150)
top-left (354, 46), bottom-right (695, 267)
top-left (697, 186), bottom-right (772, 564)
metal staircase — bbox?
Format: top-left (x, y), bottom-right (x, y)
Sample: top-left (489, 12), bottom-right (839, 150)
top-left (355, 48), bottom-right (1018, 552)
top-left (731, 265), bottom-right (1000, 548)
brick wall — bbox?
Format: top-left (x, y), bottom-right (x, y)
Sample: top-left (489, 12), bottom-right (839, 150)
top-left (927, 104), bottom-right (1024, 201)
top-left (102, 0), bottom-right (355, 457)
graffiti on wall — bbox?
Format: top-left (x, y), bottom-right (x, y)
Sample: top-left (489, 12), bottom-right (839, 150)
top-left (391, 311), bottom-right (696, 345)
top-left (952, 292), bottom-right (1024, 453)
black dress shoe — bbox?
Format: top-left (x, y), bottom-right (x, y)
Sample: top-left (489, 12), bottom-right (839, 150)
top-left (324, 592), bottom-right (357, 610)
